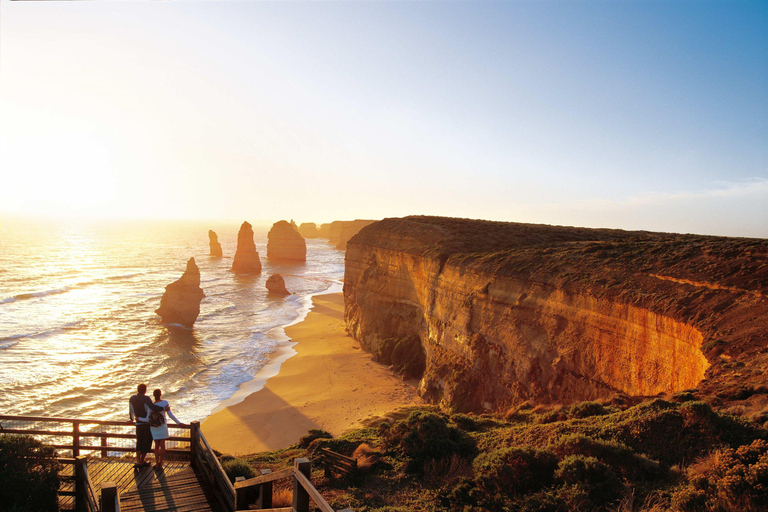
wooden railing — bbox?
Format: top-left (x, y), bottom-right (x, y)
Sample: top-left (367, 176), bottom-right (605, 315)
top-left (0, 414), bottom-right (193, 458)
top-left (0, 415), bottom-right (350, 512)
top-left (233, 458), bottom-right (353, 512)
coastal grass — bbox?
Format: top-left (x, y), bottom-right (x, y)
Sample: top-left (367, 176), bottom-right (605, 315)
top-left (229, 396), bottom-right (767, 512)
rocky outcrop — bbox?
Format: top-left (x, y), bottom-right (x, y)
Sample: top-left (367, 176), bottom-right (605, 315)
top-left (209, 230), bottom-right (223, 257)
top-left (318, 223), bottom-right (331, 239)
top-left (298, 223), bottom-right (319, 238)
top-left (232, 221), bottom-right (262, 274)
top-left (266, 274), bottom-right (290, 295)
top-left (290, 219), bottom-right (299, 232)
top-left (155, 257), bottom-right (205, 328)
top-left (327, 220), bottom-right (377, 249)
top-left (267, 221), bottom-right (306, 262)
top-left (344, 216), bottom-right (768, 412)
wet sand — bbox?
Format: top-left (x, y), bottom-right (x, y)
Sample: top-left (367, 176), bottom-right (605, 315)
top-left (201, 292), bottom-right (423, 455)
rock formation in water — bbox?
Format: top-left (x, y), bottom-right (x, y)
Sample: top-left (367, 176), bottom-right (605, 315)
top-left (155, 257), bottom-right (205, 328)
top-left (344, 216), bottom-right (768, 413)
top-left (267, 220), bottom-right (306, 262)
top-left (266, 274), bottom-right (290, 295)
top-left (231, 221), bottom-right (262, 274)
top-left (209, 230), bottom-right (223, 257)
top-left (326, 220), bottom-right (377, 249)
top-left (298, 223), bottom-right (319, 239)
top-left (318, 223), bottom-right (331, 239)
top-left (290, 219), bottom-right (299, 232)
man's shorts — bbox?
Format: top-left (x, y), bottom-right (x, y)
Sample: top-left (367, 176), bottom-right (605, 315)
top-left (136, 423), bottom-right (153, 453)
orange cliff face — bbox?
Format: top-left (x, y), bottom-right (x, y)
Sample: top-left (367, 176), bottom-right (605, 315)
top-left (344, 216), bottom-right (768, 412)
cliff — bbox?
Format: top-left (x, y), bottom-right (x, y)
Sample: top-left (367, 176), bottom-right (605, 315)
top-left (344, 216), bottom-right (768, 412)
top-left (155, 257), bottom-right (205, 327)
top-left (209, 230), bottom-right (223, 257)
top-left (267, 220), bottom-right (307, 262)
top-left (232, 221), bottom-right (262, 274)
top-left (318, 223), bottom-right (331, 239)
top-left (328, 220), bottom-right (377, 249)
top-left (298, 223), bottom-right (319, 238)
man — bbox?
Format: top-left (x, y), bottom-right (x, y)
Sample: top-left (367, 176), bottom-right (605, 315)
top-left (129, 383), bottom-right (164, 469)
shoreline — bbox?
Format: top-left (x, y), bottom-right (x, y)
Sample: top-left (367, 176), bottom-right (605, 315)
top-left (209, 281), bottom-right (343, 414)
top-left (201, 291), bottom-right (423, 455)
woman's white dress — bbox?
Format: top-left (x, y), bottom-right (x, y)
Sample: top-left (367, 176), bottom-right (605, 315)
top-left (145, 399), bottom-right (181, 440)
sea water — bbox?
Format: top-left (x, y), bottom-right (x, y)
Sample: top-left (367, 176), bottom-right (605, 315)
top-left (0, 217), bottom-right (344, 423)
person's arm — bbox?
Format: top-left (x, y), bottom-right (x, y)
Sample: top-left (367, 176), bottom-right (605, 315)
top-left (145, 396), bottom-right (164, 411)
top-left (129, 402), bottom-right (135, 422)
top-left (166, 406), bottom-right (182, 425)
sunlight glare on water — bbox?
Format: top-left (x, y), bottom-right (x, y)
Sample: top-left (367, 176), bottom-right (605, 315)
top-left (0, 217), bottom-right (344, 423)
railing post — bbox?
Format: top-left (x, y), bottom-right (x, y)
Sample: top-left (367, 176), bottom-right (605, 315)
top-left (101, 436), bottom-right (108, 458)
top-left (74, 455), bottom-right (87, 512)
top-left (259, 469), bottom-right (272, 509)
top-left (292, 458), bottom-right (311, 512)
top-left (73, 420), bottom-right (80, 457)
top-left (190, 421), bottom-right (200, 468)
top-left (235, 476), bottom-right (246, 510)
top-left (100, 481), bottom-right (118, 512)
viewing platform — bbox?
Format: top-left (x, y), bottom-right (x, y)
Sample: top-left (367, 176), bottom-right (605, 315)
top-left (0, 414), bottom-right (351, 512)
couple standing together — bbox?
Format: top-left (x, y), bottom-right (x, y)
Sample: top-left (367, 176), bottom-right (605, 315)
top-left (129, 383), bottom-right (183, 469)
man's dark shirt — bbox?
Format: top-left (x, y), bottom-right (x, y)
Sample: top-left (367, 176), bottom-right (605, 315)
top-left (129, 394), bottom-right (163, 425)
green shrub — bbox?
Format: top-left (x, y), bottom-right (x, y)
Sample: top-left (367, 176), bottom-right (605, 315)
top-left (297, 428), bottom-right (332, 448)
top-left (0, 435), bottom-right (60, 512)
top-left (473, 446), bottom-right (558, 496)
top-left (554, 455), bottom-right (621, 505)
top-left (385, 411), bottom-right (477, 474)
top-left (552, 434), bottom-right (665, 481)
top-left (671, 486), bottom-right (707, 511)
top-left (222, 458), bottom-right (256, 483)
top-left (569, 401), bottom-right (608, 419)
top-left (450, 413), bottom-right (478, 431)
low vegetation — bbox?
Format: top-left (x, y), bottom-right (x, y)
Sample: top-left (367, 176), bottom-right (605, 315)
top-left (233, 396), bottom-right (767, 511)
top-left (0, 434), bottom-right (60, 512)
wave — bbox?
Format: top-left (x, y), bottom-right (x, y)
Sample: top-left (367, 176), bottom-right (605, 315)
top-left (0, 340), bottom-right (19, 350)
top-left (0, 320), bottom-right (84, 344)
top-left (2, 286), bottom-right (73, 303)
top-left (0, 271), bottom-right (154, 304)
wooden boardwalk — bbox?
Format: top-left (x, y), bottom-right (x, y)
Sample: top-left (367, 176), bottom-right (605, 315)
top-left (59, 457), bottom-right (226, 512)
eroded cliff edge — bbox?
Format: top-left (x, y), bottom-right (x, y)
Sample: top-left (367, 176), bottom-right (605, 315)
top-left (344, 216), bottom-right (768, 412)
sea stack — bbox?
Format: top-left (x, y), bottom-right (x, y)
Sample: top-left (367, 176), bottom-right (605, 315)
top-left (267, 220), bottom-right (306, 262)
top-left (266, 274), bottom-right (290, 295)
top-left (232, 221), bottom-right (262, 274)
top-left (209, 230), bottom-right (223, 257)
top-left (155, 257), bottom-right (205, 328)
top-left (298, 222), bottom-right (319, 238)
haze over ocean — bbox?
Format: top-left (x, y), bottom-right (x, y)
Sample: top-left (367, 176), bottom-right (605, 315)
top-left (0, 218), bottom-right (344, 422)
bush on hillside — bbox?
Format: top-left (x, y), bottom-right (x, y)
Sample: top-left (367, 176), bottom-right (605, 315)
top-left (0, 434), bottom-right (60, 512)
top-left (298, 428), bottom-right (332, 448)
top-left (473, 446), bottom-right (558, 496)
top-left (222, 458), bottom-right (256, 483)
top-left (385, 411), bottom-right (477, 474)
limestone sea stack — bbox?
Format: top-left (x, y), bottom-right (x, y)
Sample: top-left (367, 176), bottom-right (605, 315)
top-left (318, 223), bottom-right (331, 239)
top-left (231, 221), bottom-right (262, 274)
top-left (155, 257), bottom-right (205, 328)
top-left (290, 219), bottom-right (299, 232)
top-left (266, 274), bottom-right (290, 295)
top-left (209, 230), bottom-right (223, 257)
top-left (298, 223), bottom-right (319, 238)
top-left (267, 220), bottom-right (306, 262)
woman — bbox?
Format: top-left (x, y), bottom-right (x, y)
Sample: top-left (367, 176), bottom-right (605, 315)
top-left (146, 388), bottom-right (183, 468)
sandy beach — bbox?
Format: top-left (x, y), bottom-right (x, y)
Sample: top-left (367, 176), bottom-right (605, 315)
top-left (201, 292), bottom-right (423, 455)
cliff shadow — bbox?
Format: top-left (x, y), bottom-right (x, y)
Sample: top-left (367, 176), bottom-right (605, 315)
top-left (203, 387), bottom-right (323, 454)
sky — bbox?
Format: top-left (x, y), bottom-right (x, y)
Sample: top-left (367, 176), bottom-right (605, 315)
top-left (1, 0), bottom-right (766, 237)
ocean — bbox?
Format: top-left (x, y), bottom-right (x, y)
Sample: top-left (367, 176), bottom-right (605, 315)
top-left (0, 217), bottom-right (344, 424)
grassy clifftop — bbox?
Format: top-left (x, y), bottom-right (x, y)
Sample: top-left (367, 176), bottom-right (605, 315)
top-left (228, 396), bottom-right (768, 512)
